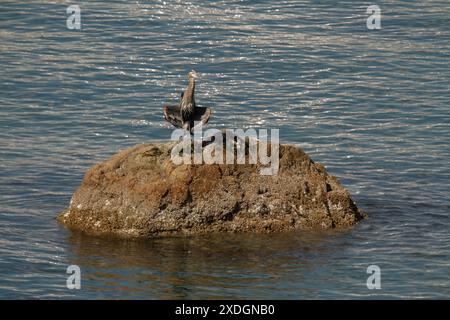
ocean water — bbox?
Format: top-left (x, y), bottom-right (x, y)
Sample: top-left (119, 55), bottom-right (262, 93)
top-left (0, 0), bottom-right (449, 299)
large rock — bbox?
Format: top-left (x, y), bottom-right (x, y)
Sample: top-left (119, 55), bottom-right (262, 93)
top-left (58, 137), bottom-right (365, 237)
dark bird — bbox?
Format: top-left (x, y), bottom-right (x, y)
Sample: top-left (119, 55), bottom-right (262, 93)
top-left (163, 70), bottom-right (212, 134)
top-left (180, 70), bottom-right (197, 131)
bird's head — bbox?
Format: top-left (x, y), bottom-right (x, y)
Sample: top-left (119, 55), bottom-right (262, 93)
top-left (188, 70), bottom-right (198, 79)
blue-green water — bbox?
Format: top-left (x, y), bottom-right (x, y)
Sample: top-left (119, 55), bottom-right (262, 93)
top-left (0, 0), bottom-right (449, 299)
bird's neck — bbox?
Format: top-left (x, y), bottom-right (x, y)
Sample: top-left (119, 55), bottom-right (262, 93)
top-left (185, 78), bottom-right (195, 100)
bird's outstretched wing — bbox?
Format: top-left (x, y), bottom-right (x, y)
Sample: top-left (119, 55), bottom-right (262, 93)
top-left (163, 105), bottom-right (212, 130)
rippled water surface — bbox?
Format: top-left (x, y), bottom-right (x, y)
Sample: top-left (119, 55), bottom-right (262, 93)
top-left (1, 0), bottom-right (449, 299)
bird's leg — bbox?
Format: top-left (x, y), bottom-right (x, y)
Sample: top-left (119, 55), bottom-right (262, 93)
top-left (182, 121), bottom-right (192, 135)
